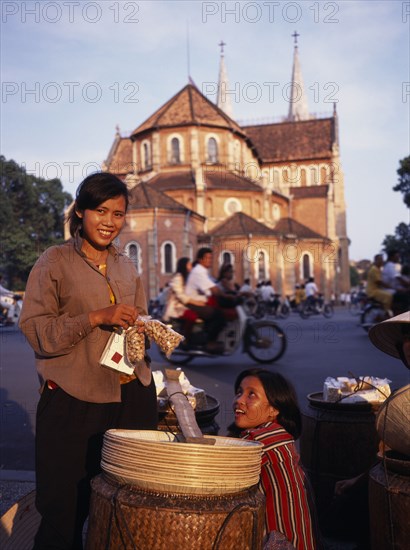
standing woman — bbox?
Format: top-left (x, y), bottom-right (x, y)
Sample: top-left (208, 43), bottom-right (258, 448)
top-left (19, 172), bottom-right (158, 549)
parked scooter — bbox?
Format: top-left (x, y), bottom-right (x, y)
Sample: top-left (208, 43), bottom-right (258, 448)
top-left (159, 304), bottom-right (287, 366)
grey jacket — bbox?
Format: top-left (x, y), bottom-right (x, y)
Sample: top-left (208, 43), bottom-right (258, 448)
top-left (19, 233), bottom-right (148, 403)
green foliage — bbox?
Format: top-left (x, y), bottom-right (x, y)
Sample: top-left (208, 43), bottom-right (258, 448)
top-left (382, 156), bottom-right (410, 267)
top-left (394, 156), bottom-right (410, 208)
top-left (382, 223), bottom-right (410, 267)
top-left (0, 155), bottom-right (73, 288)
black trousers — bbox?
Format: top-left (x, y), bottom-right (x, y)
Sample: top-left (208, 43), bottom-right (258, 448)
top-left (33, 378), bottom-right (158, 550)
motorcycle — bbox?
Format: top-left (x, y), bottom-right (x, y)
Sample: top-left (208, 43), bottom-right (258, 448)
top-left (360, 299), bottom-right (388, 332)
top-left (159, 304), bottom-right (287, 366)
top-left (247, 295), bottom-right (291, 320)
top-left (299, 296), bottom-right (334, 319)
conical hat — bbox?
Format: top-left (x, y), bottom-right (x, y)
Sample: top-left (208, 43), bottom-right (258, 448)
top-left (369, 311), bottom-right (410, 360)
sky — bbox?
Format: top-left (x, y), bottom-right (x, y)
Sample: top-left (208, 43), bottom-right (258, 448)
top-left (1, 0), bottom-right (409, 261)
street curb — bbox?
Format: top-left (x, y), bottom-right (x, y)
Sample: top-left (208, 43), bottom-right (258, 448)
top-left (0, 470), bottom-right (35, 482)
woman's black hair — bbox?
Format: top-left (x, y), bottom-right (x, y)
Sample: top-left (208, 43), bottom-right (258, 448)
top-left (234, 368), bottom-right (302, 439)
top-left (176, 257), bottom-right (191, 283)
top-left (67, 172), bottom-right (129, 237)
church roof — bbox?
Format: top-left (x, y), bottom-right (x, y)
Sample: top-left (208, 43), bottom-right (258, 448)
top-left (243, 117), bottom-right (335, 163)
top-left (128, 181), bottom-right (190, 212)
top-left (290, 185), bottom-right (329, 198)
top-left (132, 84), bottom-right (245, 137)
top-left (209, 212), bottom-right (326, 240)
top-left (147, 171), bottom-right (196, 191)
top-left (273, 217), bottom-right (327, 239)
top-left (105, 136), bottom-right (132, 174)
top-left (210, 212), bottom-right (278, 237)
top-left (146, 170), bottom-right (263, 193)
top-left (205, 171), bottom-right (262, 192)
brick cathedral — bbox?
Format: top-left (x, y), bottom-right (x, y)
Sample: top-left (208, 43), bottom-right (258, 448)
top-left (101, 39), bottom-right (350, 300)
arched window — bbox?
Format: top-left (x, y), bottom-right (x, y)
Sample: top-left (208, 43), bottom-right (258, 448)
top-left (142, 141), bottom-right (151, 170)
top-left (272, 204), bottom-right (280, 222)
top-left (302, 253), bottom-right (312, 280)
top-left (164, 243), bottom-right (173, 273)
top-left (321, 166), bottom-right (327, 184)
top-left (207, 137), bottom-right (219, 163)
top-left (301, 168), bottom-right (307, 186)
top-left (206, 197), bottom-right (213, 217)
top-left (219, 250), bottom-right (233, 266)
top-left (124, 241), bottom-right (142, 273)
top-left (161, 241), bottom-right (176, 274)
top-left (233, 140), bottom-right (240, 167)
top-left (310, 166), bottom-right (319, 185)
top-left (257, 250), bottom-right (267, 281)
top-left (171, 137), bottom-right (180, 164)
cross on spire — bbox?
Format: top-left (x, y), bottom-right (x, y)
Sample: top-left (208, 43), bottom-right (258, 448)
top-left (219, 40), bottom-right (226, 55)
top-left (292, 31), bottom-right (300, 46)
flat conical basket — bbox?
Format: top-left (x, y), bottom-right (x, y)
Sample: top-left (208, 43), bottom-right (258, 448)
top-left (100, 429), bottom-right (263, 496)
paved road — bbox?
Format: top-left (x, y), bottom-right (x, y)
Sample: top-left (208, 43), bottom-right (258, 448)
top-left (1, 308), bottom-right (409, 471)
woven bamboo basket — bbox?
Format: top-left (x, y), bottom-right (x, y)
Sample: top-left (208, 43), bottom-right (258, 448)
top-left (375, 384), bottom-right (410, 457)
top-left (85, 475), bottom-right (265, 550)
top-left (368, 456), bottom-right (410, 550)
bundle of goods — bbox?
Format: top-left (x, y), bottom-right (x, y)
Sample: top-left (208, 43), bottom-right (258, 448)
top-left (323, 376), bottom-right (391, 404)
top-left (100, 429), bottom-right (263, 495)
top-left (154, 369), bottom-right (207, 412)
top-left (126, 318), bottom-right (184, 360)
top-left (100, 317), bottom-right (184, 375)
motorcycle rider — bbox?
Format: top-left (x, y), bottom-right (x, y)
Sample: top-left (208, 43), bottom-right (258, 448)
top-left (185, 247), bottom-right (226, 354)
top-left (366, 254), bottom-right (394, 315)
top-left (305, 277), bottom-right (319, 311)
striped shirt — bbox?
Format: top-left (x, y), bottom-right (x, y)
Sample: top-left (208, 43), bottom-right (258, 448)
top-left (242, 422), bottom-right (317, 550)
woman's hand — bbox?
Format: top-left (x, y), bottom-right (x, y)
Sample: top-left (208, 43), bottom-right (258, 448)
top-left (89, 304), bottom-right (138, 329)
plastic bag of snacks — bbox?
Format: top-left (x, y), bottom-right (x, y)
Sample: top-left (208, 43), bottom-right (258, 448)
top-left (125, 317), bottom-right (184, 362)
top-left (125, 327), bottom-right (145, 363)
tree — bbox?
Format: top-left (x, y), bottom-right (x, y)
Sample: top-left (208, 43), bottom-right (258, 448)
top-left (382, 156), bottom-right (410, 267)
top-left (393, 156), bottom-right (410, 208)
top-left (0, 156), bottom-right (73, 288)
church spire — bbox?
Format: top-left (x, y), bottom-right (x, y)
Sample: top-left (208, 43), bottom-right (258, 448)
top-left (287, 31), bottom-right (310, 122)
top-left (217, 40), bottom-right (233, 118)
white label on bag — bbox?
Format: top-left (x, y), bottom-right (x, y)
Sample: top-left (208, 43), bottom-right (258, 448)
top-left (99, 331), bottom-right (135, 375)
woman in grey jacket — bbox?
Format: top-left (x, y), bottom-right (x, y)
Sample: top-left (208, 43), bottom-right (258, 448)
top-left (20, 172), bottom-right (158, 549)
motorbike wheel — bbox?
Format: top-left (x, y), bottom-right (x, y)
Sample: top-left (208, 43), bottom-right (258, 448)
top-left (323, 304), bottom-right (334, 318)
top-left (299, 304), bottom-right (311, 319)
top-left (253, 302), bottom-right (266, 319)
top-left (246, 321), bottom-right (287, 364)
top-left (158, 347), bottom-right (194, 366)
top-left (279, 304), bottom-right (290, 319)
top-left (349, 302), bottom-right (361, 316)
top-left (360, 304), bottom-right (386, 332)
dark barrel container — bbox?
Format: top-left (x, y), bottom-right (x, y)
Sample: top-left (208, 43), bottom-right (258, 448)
top-left (368, 452), bottom-right (410, 550)
top-left (299, 392), bottom-right (380, 523)
top-left (85, 474), bottom-right (265, 550)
